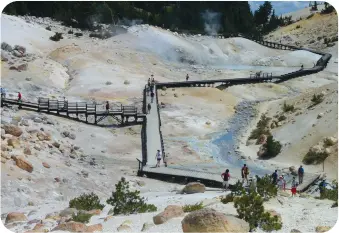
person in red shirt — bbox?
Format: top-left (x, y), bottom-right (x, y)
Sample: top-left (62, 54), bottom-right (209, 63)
top-left (221, 169), bottom-right (230, 192)
top-left (17, 92), bottom-right (22, 101)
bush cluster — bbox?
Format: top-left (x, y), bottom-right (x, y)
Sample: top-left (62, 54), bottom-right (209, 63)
top-left (311, 93), bottom-right (324, 105)
top-left (69, 192), bottom-right (105, 211)
top-left (256, 175), bottom-right (278, 199)
top-left (278, 115), bottom-right (286, 122)
top-left (249, 114), bottom-right (271, 140)
top-left (106, 177), bottom-right (157, 215)
top-left (68, 30), bottom-right (73, 34)
top-left (261, 136), bottom-right (282, 159)
top-left (234, 191), bottom-right (282, 231)
top-left (303, 150), bottom-right (329, 165)
top-left (71, 212), bottom-right (93, 223)
top-left (220, 193), bottom-right (235, 204)
top-left (183, 202), bottom-right (204, 212)
top-left (50, 32), bottom-right (63, 41)
top-left (46, 26), bottom-right (51, 31)
top-left (320, 181), bottom-right (338, 201)
top-left (282, 101), bottom-right (295, 112)
top-left (75, 32), bottom-right (83, 37)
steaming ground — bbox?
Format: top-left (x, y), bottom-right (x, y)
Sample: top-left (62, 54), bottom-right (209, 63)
top-left (1, 12), bottom-right (338, 233)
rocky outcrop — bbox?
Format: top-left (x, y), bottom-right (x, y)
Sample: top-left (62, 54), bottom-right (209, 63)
top-left (52, 221), bottom-right (86, 232)
top-left (182, 182), bottom-right (206, 194)
top-left (7, 138), bottom-right (20, 148)
top-left (86, 223), bottom-right (103, 232)
top-left (315, 226), bottom-right (332, 232)
top-left (5, 212), bottom-right (28, 224)
top-left (37, 131), bottom-right (51, 141)
top-left (13, 156), bottom-right (33, 173)
top-left (181, 208), bottom-right (250, 232)
top-left (4, 124), bottom-right (23, 137)
top-left (153, 205), bottom-right (184, 225)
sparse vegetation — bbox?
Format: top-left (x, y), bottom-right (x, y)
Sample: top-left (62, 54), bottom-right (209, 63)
top-left (106, 177), bottom-right (157, 215)
top-left (261, 136), bottom-right (282, 159)
top-left (68, 30), bottom-right (73, 34)
top-left (311, 93), bottom-right (324, 105)
top-left (295, 25), bottom-right (301, 29)
top-left (71, 212), bottom-right (93, 223)
top-left (303, 150), bottom-right (330, 165)
top-left (324, 138), bottom-right (335, 147)
top-left (75, 32), bottom-right (83, 37)
top-left (221, 193), bottom-right (235, 204)
top-left (306, 13), bottom-right (314, 19)
top-left (249, 114), bottom-right (271, 140)
top-left (49, 32), bottom-right (63, 41)
top-left (256, 175), bottom-right (278, 199)
top-left (320, 180), bottom-right (338, 202)
top-left (232, 180), bottom-right (245, 196)
top-left (183, 202), bottom-right (204, 212)
top-left (278, 115), bottom-right (286, 122)
top-left (234, 191), bottom-right (282, 231)
top-left (321, 2), bottom-right (336, 14)
top-left (45, 26), bottom-right (51, 31)
top-left (282, 101), bottom-right (295, 112)
top-left (69, 192), bottom-right (105, 211)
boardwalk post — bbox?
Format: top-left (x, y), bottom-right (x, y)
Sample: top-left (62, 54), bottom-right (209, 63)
top-left (66, 101), bottom-right (69, 117)
top-left (94, 104), bottom-right (97, 124)
top-left (85, 103), bottom-right (88, 123)
top-left (57, 100), bottom-right (59, 115)
top-left (76, 102), bottom-right (78, 118)
top-left (47, 99), bottom-right (50, 113)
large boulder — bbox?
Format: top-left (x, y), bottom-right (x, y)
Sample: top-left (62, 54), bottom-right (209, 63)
top-left (14, 156), bottom-right (33, 173)
top-left (52, 221), bottom-right (87, 232)
top-left (182, 182), bottom-right (206, 194)
top-left (14, 45), bottom-right (26, 54)
top-left (37, 132), bottom-right (51, 141)
top-left (5, 212), bottom-right (28, 224)
top-left (4, 124), bottom-right (23, 137)
top-left (181, 208), bottom-right (250, 232)
top-left (153, 205), bottom-right (184, 225)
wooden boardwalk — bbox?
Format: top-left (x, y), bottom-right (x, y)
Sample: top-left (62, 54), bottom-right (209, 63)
top-left (1, 97), bottom-right (146, 125)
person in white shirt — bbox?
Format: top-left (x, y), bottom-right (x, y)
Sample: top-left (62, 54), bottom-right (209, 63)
top-left (156, 150), bottom-right (161, 167)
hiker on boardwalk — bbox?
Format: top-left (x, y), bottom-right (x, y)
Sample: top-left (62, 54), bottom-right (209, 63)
top-left (105, 101), bottom-right (110, 113)
top-left (241, 164), bottom-right (249, 185)
top-left (1, 87), bottom-right (6, 98)
top-left (148, 78), bottom-right (151, 87)
top-left (298, 165), bottom-right (304, 184)
top-left (300, 64), bottom-right (304, 70)
top-left (186, 74), bottom-right (189, 81)
top-left (150, 91), bottom-right (154, 103)
top-left (221, 169), bottom-right (230, 191)
top-left (272, 169), bottom-right (278, 185)
top-left (147, 103), bottom-right (151, 114)
top-left (156, 149), bottom-right (161, 167)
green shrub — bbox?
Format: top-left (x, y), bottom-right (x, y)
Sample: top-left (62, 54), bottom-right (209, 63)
top-left (68, 30), bottom-right (73, 34)
top-left (306, 13), bottom-right (314, 19)
top-left (221, 193), bottom-right (235, 204)
top-left (234, 191), bottom-right (282, 231)
top-left (256, 175), bottom-right (278, 199)
top-left (303, 150), bottom-right (329, 165)
top-left (320, 181), bottom-right (338, 202)
top-left (260, 212), bottom-right (283, 232)
top-left (75, 32), bottom-right (83, 37)
top-left (311, 93), bottom-right (324, 105)
top-left (106, 177), bottom-right (157, 215)
top-left (278, 115), bottom-right (286, 122)
top-left (71, 212), bottom-right (93, 223)
top-left (249, 114), bottom-right (271, 140)
top-left (46, 26), bottom-right (51, 31)
top-left (183, 202), bottom-right (204, 212)
top-left (296, 25), bottom-right (301, 29)
top-left (324, 138), bottom-right (335, 147)
top-left (69, 192), bottom-right (105, 211)
top-left (231, 180), bottom-right (245, 196)
top-left (261, 136), bottom-right (282, 159)
top-left (282, 101), bottom-right (295, 112)
top-left (50, 32), bottom-right (63, 41)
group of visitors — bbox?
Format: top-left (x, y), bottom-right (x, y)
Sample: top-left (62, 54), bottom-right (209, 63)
top-left (155, 149), bottom-right (167, 167)
top-left (271, 165), bottom-right (305, 196)
top-left (147, 75), bottom-right (155, 104)
top-left (0, 87), bottom-right (21, 102)
top-left (220, 164), bottom-right (250, 191)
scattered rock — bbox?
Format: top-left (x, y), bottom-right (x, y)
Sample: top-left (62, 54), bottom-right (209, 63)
top-left (105, 81), bottom-right (112, 85)
top-left (42, 162), bottom-right (50, 168)
top-left (7, 138), bottom-right (20, 148)
top-left (1, 42), bottom-right (13, 52)
top-left (117, 224), bottom-right (132, 232)
top-left (315, 226), bottom-right (332, 233)
top-left (317, 113), bottom-right (324, 119)
top-left (20, 119), bottom-right (30, 126)
top-left (291, 229), bottom-right (302, 233)
top-left (4, 124), bottom-right (23, 137)
top-left (289, 166), bottom-right (298, 176)
top-left (33, 117), bottom-right (43, 123)
top-left (141, 222), bottom-right (155, 231)
top-left (54, 177), bottom-right (61, 182)
top-left (25, 77), bottom-right (32, 81)
top-left (14, 156), bottom-right (33, 173)
top-left (14, 45), bottom-right (26, 54)
top-left (24, 147), bottom-right (32, 155)
top-left (52, 221), bottom-right (86, 232)
top-left (1, 157), bottom-right (7, 163)
top-left (104, 215), bottom-right (113, 222)
top-left (182, 182), bottom-right (206, 194)
top-left (37, 131), bottom-right (51, 141)
top-left (61, 131), bottom-right (70, 137)
top-left (52, 141), bottom-right (60, 148)
top-left (69, 133), bottom-right (76, 140)
top-left (17, 63), bottom-right (28, 71)
top-left (34, 145), bottom-right (41, 151)
top-left (181, 208), bottom-right (249, 232)
top-left (174, 93), bottom-right (178, 97)
top-left (5, 212), bottom-right (27, 224)
top-left (153, 205), bottom-right (184, 225)
top-left (124, 80), bottom-right (130, 85)
top-left (86, 223), bottom-right (103, 232)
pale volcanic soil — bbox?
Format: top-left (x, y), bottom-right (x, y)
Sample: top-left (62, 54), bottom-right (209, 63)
top-left (1, 10), bottom-right (338, 233)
